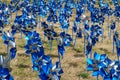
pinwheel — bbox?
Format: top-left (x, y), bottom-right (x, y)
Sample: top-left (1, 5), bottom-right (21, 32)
top-left (75, 2), bottom-right (85, 23)
top-left (38, 58), bottom-right (63, 80)
top-left (8, 0), bottom-right (21, 24)
top-left (86, 37), bottom-right (92, 58)
top-left (0, 32), bottom-right (16, 80)
top-left (37, 0), bottom-right (48, 38)
top-left (72, 22), bottom-right (82, 48)
top-left (87, 52), bottom-right (120, 80)
top-left (64, 1), bottom-right (74, 18)
top-left (60, 32), bottom-right (72, 47)
top-left (87, 52), bottom-right (112, 80)
top-left (24, 31), bottom-right (45, 71)
top-left (57, 38), bottom-right (65, 59)
top-left (24, 31), bottom-right (63, 80)
top-left (108, 60), bottom-right (120, 80)
top-left (2, 31), bottom-right (16, 61)
top-left (47, 0), bottom-right (59, 24)
top-left (2, 0), bottom-right (120, 80)
top-left (0, 56), bottom-right (14, 80)
top-left (72, 1), bottom-right (86, 48)
top-left (85, 24), bottom-right (103, 58)
top-left (58, 8), bottom-right (70, 31)
top-left (89, 1), bottom-right (107, 43)
top-left (11, 15), bottom-right (22, 36)
top-left (99, 1), bottom-right (113, 39)
top-left (8, 0), bottom-right (19, 13)
top-left (50, 61), bottom-right (63, 80)
top-left (83, 18), bottom-right (90, 54)
top-left (52, 32), bottom-right (72, 59)
top-left (38, 0), bottom-right (49, 29)
top-left (44, 28), bottom-right (58, 50)
top-left (112, 0), bottom-right (119, 7)
top-left (87, 51), bottom-right (120, 80)
top-left (107, 7), bottom-right (113, 39)
top-left (12, 12), bottom-right (37, 38)
top-left (73, 1), bottom-right (87, 48)
top-left (91, 25), bottom-right (103, 45)
top-left (0, 2), bottom-right (11, 29)
top-left (41, 20), bottom-right (58, 51)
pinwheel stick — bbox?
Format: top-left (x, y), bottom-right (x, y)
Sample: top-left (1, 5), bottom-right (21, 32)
top-left (72, 27), bottom-right (74, 44)
top-left (56, 38), bottom-right (61, 62)
top-left (84, 29), bottom-right (86, 54)
top-left (112, 31), bottom-right (115, 54)
top-left (49, 39), bottom-right (52, 51)
top-left (72, 25), bottom-right (76, 49)
top-left (73, 34), bottom-right (77, 49)
top-left (20, 31), bottom-right (22, 39)
top-left (44, 33), bottom-right (46, 41)
top-left (10, 14), bottom-right (12, 25)
top-left (38, 16), bottom-right (41, 29)
top-left (58, 52), bottom-right (61, 63)
top-left (6, 44), bottom-right (11, 67)
top-left (108, 16), bottom-right (111, 39)
top-left (102, 24), bottom-right (104, 43)
top-left (96, 76), bottom-right (99, 80)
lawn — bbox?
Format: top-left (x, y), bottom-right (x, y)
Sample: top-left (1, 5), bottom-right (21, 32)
top-left (0, 0), bottom-right (120, 80)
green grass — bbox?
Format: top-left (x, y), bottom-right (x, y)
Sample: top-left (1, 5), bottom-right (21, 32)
top-left (77, 72), bottom-right (89, 79)
top-left (73, 46), bottom-right (84, 53)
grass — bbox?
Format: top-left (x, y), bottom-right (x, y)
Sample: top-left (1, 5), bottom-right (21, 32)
top-left (0, 1), bottom-right (120, 80)
top-left (73, 46), bottom-right (84, 53)
top-left (77, 72), bottom-right (89, 79)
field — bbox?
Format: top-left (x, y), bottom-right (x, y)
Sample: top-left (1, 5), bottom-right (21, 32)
top-left (0, 1), bottom-right (120, 80)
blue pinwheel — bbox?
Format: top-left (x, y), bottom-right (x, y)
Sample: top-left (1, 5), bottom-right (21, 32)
top-left (87, 52), bottom-right (112, 80)
top-left (38, 57), bottom-right (63, 80)
top-left (47, 0), bottom-right (59, 24)
top-left (114, 5), bottom-right (120, 18)
top-left (75, 2), bottom-right (85, 23)
top-left (50, 61), bottom-right (64, 80)
top-left (58, 42), bottom-right (65, 59)
top-left (85, 24), bottom-right (103, 57)
top-left (24, 30), bottom-right (63, 80)
top-left (42, 24), bottom-right (58, 50)
top-left (60, 32), bottom-right (72, 47)
top-left (0, 61), bottom-right (14, 80)
top-left (12, 12), bottom-right (37, 39)
top-left (90, 25), bottom-right (103, 45)
top-left (58, 8), bottom-right (70, 30)
top-left (110, 20), bottom-right (116, 31)
top-left (0, 2), bottom-right (11, 29)
top-left (2, 31), bottom-right (16, 60)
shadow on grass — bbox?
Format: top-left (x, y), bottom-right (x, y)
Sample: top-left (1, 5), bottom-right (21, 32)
top-left (42, 40), bottom-right (47, 43)
top-left (77, 72), bottom-right (89, 79)
top-left (0, 52), bottom-right (7, 56)
top-left (99, 48), bottom-right (111, 54)
top-left (47, 54), bottom-right (58, 58)
top-left (16, 64), bottom-right (30, 68)
top-left (74, 53), bottom-right (84, 58)
top-left (69, 62), bottom-right (78, 67)
top-left (73, 47), bottom-right (83, 53)
top-left (9, 67), bottom-right (13, 72)
top-left (18, 54), bottom-right (29, 57)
